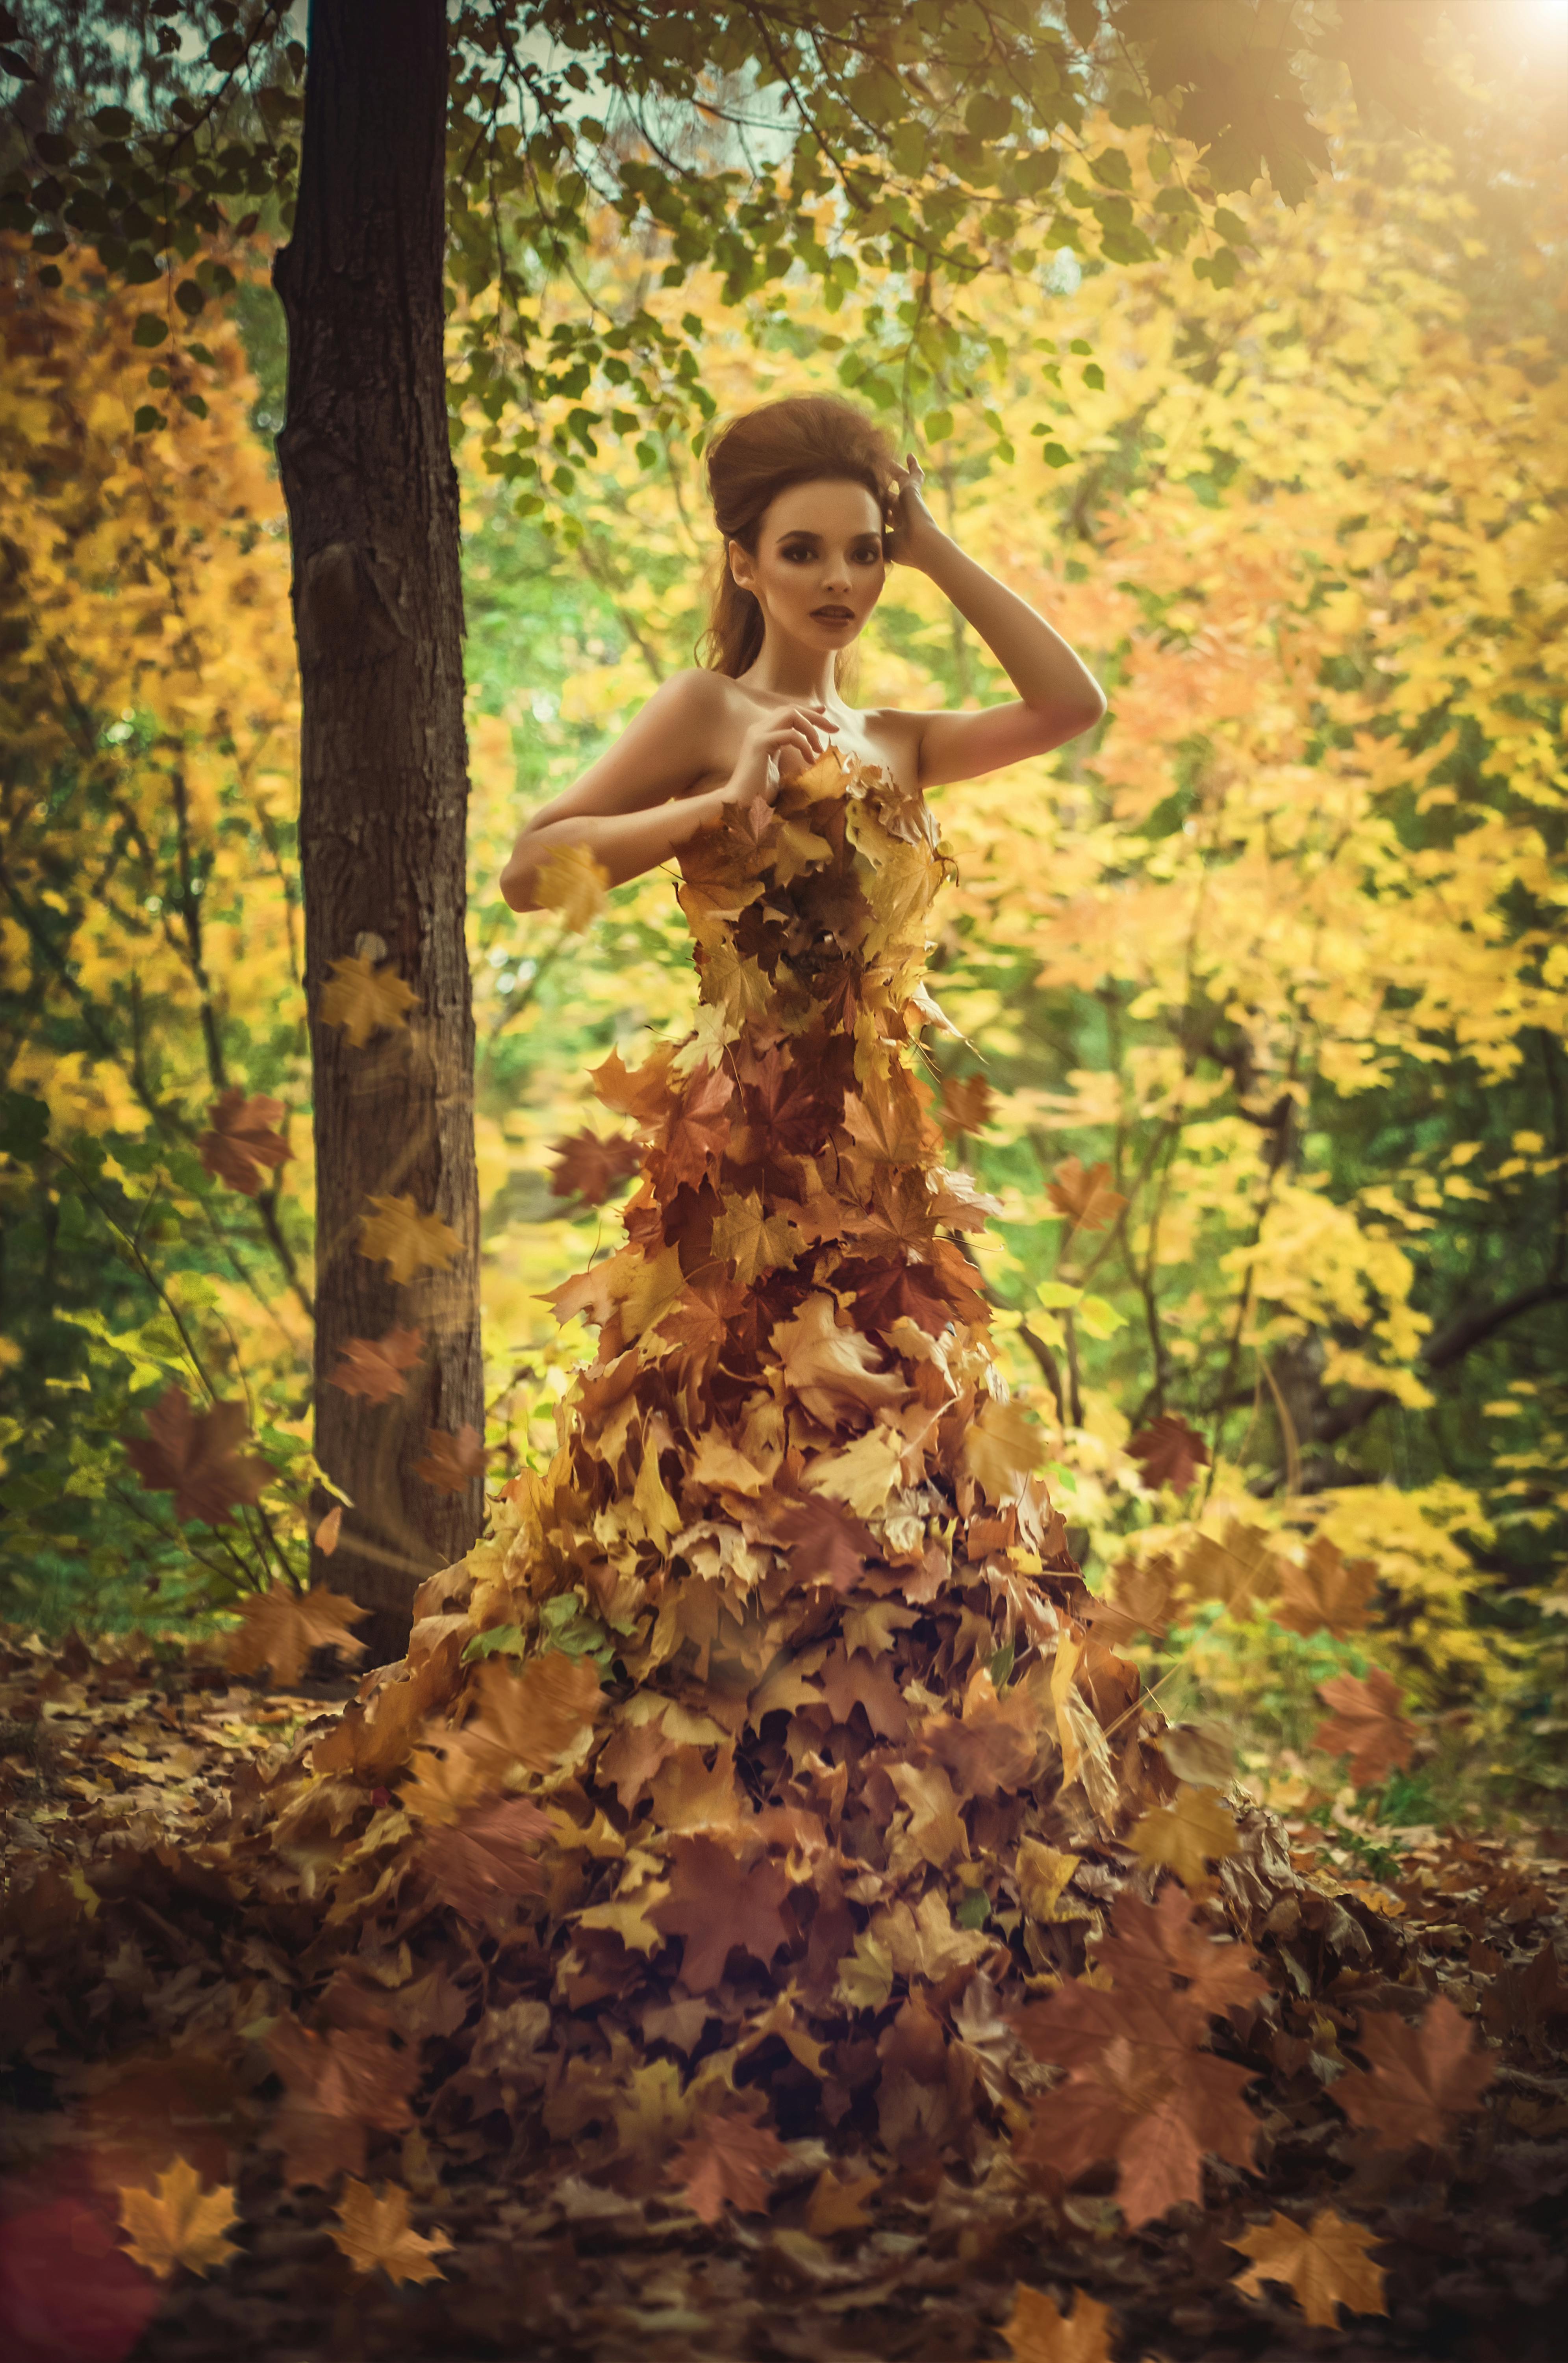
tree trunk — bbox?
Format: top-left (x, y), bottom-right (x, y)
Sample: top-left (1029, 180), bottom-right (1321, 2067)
top-left (273, 0), bottom-right (481, 1665)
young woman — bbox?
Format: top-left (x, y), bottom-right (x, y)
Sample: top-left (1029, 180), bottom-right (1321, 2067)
top-left (500, 395), bottom-right (1104, 908)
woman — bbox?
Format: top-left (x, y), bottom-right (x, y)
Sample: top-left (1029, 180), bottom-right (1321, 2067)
top-left (500, 395), bottom-right (1105, 908)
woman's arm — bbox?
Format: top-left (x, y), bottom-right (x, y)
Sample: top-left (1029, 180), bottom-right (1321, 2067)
top-left (499, 671), bottom-right (836, 909)
top-left (886, 458), bottom-right (1107, 789)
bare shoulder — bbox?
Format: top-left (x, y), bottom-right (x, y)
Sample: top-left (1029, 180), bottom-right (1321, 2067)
top-left (651, 666), bottom-right (736, 720)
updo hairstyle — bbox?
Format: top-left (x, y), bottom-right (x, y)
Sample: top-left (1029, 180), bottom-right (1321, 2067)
top-left (699, 395), bottom-right (899, 679)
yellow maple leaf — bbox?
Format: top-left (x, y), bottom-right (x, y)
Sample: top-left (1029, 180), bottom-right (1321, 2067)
top-left (805, 1425), bottom-right (905, 1519)
top-left (888, 1760), bottom-right (969, 1868)
top-left (1002, 2283), bottom-right (1116, 2363)
top-left (319, 953), bottom-right (419, 1048)
top-left (962, 1397), bottom-right (1044, 1501)
top-left (534, 842), bottom-right (611, 931)
top-left (711, 1188), bottom-right (801, 1285)
top-left (1128, 1786), bottom-right (1240, 1892)
top-left (688, 1430), bottom-right (768, 1497)
top-left (1016, 1838), bottom-right (1088, 1924)
top-left (1230, 2207), bottom-right (1387, 2328)
top-left (117, 2157), bottom-right (239, 2281)
top-left (329, 2178), bottom-right (452, 2286)
top-left (357, 1193), bottom-right (465, 1284)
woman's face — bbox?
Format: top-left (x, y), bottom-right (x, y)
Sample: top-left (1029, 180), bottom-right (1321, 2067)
top-left (729, 477), bottom-right (886, 658)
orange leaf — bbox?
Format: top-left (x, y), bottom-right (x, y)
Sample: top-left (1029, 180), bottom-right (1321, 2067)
top-left (462, 1650), bottom-right (602, 1780)
top-left (1230, 2207), bottom-right (1387, 2327)
top-left (197, 1087), bottom-right (291, 1197)
top-left (356, 1194), bottom-right (464, 1284)
top-left (414, 1423), bottom-right (487, 1493)
top-left (421, 1794), bottom-right (554, 1923)
top-left (1047, 1155), bottom-right (1127, 1232)
top-left (122, 1384), bottom-right (274, 1526)
top-left (938, 1071), bottom-right (993, 1139)
top-left (320, 952), bottom-right (417, 1046)
top-left (115, 2157), bottom-right (239, 2281)
top-left (328, 2179), bottom-right (452, 2285)
top-left (1333, 1994), bottom-right (1493, 2150)
top-left (225, 1581), bottom-right (368, 1685)
top-left (667, 2107), bottom-right (786, 2224)
top-left (1126, 1411), bottom-right (1209, 1494)
top-left (1312, 1664), bottom-right (1416, 1786)
top-left (804, 2165), bottom-right (881, 2235)
top-left (326, 1324), bottom-right (425, 1404)
top-left (651, 1833), bottom-right (793, 1991)
top-left (1127, 1788), bottom-right (1240, 1894)
top-left (314, 1503), bottom-right (344, 1555)
top-left (1002, 2282), bottom-right (1116, 2361)
top-left (1274, 1537), bottom-right (1377, 1638)
top-left (771, 1290), bottom-right (904, 1427)
top-left (547, 1128), bottom-right (642, 1204)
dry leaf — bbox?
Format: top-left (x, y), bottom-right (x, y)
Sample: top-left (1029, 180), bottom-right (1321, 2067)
top-left (226, 1582), bottom-right (368, 1685)
top-left (1274, 1536), bottom-right (1377, 1637)
top-left (314, 1503), bottom-right (344, 1555)
top-left (1230, 2207), bottom-right (1387, 2327)
top-left (1127, 1788), bottom-right (1240, 1892)
top-left (1333, 1994), bottom-right (1494, 2149)
top-left (415, 1423), bottom-right (487, 1492)
top-left (328, 2179), bottom-right (452, 2285)
top-left (1312, 1665), bottom-right (1416, 1787)
top-left (667, 2108), bottom-right (786, 2223)
top-left (1003, 2282), bottom-right (1116, 2361)
top-left (1126, 1410), bottom-right (1209, 1494)
top-left (326, 1324), bottom-right (426, 1403)
top-left (548, 1128), bottom-right (642, 1204)
top-left (197, 1087), bottom-right (292, 1197)
top-left (535, 842), bottom-right (612, 931)
top-left (320, 952), bottom-right (418, 1046)
top-left (115, 2157), bottom-right (239, 2281)
top-left (357, 1194), bottom-right (464, 1284)
top-left (1047, 1155), bottom-right (1127, 1232)
top-left (122, 1384), bottom-right (274, 1526)
top-left (805, 2166), bottom-right (881, 2235)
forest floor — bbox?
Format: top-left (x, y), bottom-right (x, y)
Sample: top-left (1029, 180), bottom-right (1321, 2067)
top-left (2, 1624), bottom-right (1567, 2363)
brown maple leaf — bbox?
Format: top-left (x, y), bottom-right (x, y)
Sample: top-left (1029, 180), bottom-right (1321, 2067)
top-left (651, 1834), bottom-right (793, 1992)
top-left (264, 2018), bottom-right (416, 2190)
top-left (805, 2166), bottom-right (881, 2235)
top-left (462, 1650), bottom-right (602, 1780)
top-left (841, 1073), bottom-right (932, 1166)
top-left (1334, 1994), bottom-right (1494, 2150)
top-left (771, 1291), bottom-right (904, 1427)
top-left (1231, 2208), bottom-right (1386, 2328)
top-left (667, 2106), bottom-right (787, 2224)
top-left (589, 1041), bottom-right (677, 1124)
top-left (414, 1423), bottom-right (487, 1493)
top-left (658, 1064), bottom-right (734, 1192)
top-left (326, 1324), bottom-right (425, 1404)
top-left (1095, 1883), bottom-right (1267, 2020)
top-left (1002, 2283), bottom-right (1116, 2363)
top-left (421, 1794), bottom-right (554, 1923)
top-left (312, 1642), bottom-right (458, 1786)
top-left (197, 1087), bottom-right (292, 1198)
top-left (1274, 1537), bottom-right (1377, 1638)
top-left (1480, 1942), bottom-right (1568, 2051)
top-left (773, 1492), bottom-right (876, 1593)
top-left (1179, 1521), bottom-right (1284, 1616)
top-left (1127, 1411), bottom-right (1209, 1495)
top-left (226, 1582), bottom-right (369, 1685)
top-left (547, 1127), bottom-right (642, 1205)
top-left (1312, 1664), bottom-right (1416, 1787)
top-left (1047, 1155), bottom-right (1127, 1232)
top-left (329, 2179), bottom-right (452, 2285)
top-left (122, 1384), bottom-right (274, 1526)
top-left (938, 1072), bottom-right (993, 1141)
top-left (115, 2157), bottom-right (239, 2281)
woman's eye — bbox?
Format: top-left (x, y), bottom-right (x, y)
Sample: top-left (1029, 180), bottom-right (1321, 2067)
top-left (781, 545), bottom-right (815, 562)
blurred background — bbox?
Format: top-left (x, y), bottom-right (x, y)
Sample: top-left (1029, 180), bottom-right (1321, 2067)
top-left (1, 6), bottom-right (1564, 1844)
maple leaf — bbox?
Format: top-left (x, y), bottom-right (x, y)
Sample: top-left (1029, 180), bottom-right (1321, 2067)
top-left (842, 1074), bottom-right (931, 1165)
top-left (463, 1649), bottom-right (602, 1779)
top-left (658, 1063), bottom-right (734, 1191)
top-left (1179, 1521), bottom-right (1284, 1616)
top-left (328, 2179), bottom-right (452, 2286)
top-left (1126, 1410), bottom-right (1209, 1494)
top-left (534, 841), bottom-right (611, 931)
top-left (1047, 1154), bottom-right (1127, 1232)
top-left (962, 1397), bottom-right (1045, 1501)
top-left (667, 2107), bottom-right (787, 2223)
top-left (1127, 1788), bottom-right (1240, 1893)
top-left (651, 1833), bottom-right (793, 1991)
top-left (115, 2157), bottom-right (239, 2280)
top-left (357, 1193), bottom-right (464, 1284)
top-left (326, 1323), bottom-right (425, 1403)
top-left (774, 1492), bottom-right (876, 1593)
top-left (196, 1086), bottom-right (292, 1197)
top-left (772, 1291), bottom-right (905, 1426)
top-left (1275, 1536), bottom-right (1377, 1638)
top-left (1016, 1839), bottom-right (1086, 1924)
top-left (938, 1071), bottom-right (993, 1139)
top-left (226, 1581), bottom-right (368, 1684)
top-left (421, 1793), bottom-right (554, 1922)
top-left (805, 2166), bottom-right (880, 2235)
top-left (547, 1127), bottom-right (642, 1204)
top-left (888, 1760), bottom-right (969, 1868)
top-left (711, 1187), bottom-right (801, 1284)
top-left (1096, 1883), bottom-right (1267, 2018)
top-left (590, 1041), bottom-right (677, 1122)
top-left (1102, 1552), bottom-right (1177, 1639)
top-left (1230, 2208), bottom-right (1387, 2328)
top-left (1312, 1664), bottom-right (1416, 1786)
top-left (320, 951), bottom-right (419, 1046)
top-left (1333, 1994), bottom-right (1494, 2150)
top-left (1002, 2283), bottom-right (1116, 2363)
top-left (265, 2019), bottom-right (417, 2189)
top-left (805, 1425), bottom-right (906, 1519)
top-left (414, 1422), bottom-right (487, 1492)
top-left (122, 1383), bottom-right (274, 1525)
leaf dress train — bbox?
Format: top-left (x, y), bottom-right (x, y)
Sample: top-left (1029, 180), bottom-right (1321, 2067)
top-left (298, 747), bottom-right (1273, 2206)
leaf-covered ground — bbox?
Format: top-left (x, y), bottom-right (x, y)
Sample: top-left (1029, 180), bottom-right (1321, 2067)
top-left (4, 1623), bottom-right (1566, 2363)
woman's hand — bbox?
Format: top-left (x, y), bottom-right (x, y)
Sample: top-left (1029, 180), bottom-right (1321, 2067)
top-left (716, 701), bottom-right (839, 808)
top-left (885, 453), bottom-right (946, 571)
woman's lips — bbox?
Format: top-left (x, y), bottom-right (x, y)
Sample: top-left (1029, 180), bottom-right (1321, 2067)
top-left (812, 607), bottom-right (854, 621)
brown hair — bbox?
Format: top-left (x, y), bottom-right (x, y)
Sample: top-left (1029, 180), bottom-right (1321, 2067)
top-left (698, 395), bottom-right (899, 679)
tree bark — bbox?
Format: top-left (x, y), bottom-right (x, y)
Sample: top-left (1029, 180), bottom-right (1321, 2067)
top-left (273, 0), bottom-right (481, 1664)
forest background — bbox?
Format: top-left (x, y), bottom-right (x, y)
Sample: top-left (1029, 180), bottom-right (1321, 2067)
top-left (2, 9), bottom-right (1565, 1849)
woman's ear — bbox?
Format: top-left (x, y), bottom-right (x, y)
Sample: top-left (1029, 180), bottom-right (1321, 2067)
top-left (728, 539), bottom-right (757, 595)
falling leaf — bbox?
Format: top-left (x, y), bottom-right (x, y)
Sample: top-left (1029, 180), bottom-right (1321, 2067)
top-left (1179, 1521), bottom-right (1283, 1616)
top-left (1230, 2207), bottom-right (1387, 2327)
top-left (1127, 1410), bottom-right (1209, 1494)
top-left (805, 2166), bottom-right (881, 2235)
top-left (122, 1384), bottom-right (274, 1526)
top-left (535, 842), bottom-right (612, 931)
top-left (1095, 1884), bottom-right (1267, 2019)
top-left (1103, 1552), bottom-right (1176, 1638)
top-left (265, 2020), bottom-right (417, 2190)
top-left (328, 2179), bottom-right (452, 2285)
top-left (314, 1503), bottom-right (344, 1555)
top-left (1047, 1155), bottom-right (1127, 1232)
top-left (547, 1128), bottom-right (642, 1204)
top-left (1016, 1839), bottom-right (1085, 1923)
top-left (1312, 1664), bottom-right (1416, 1787)
top-left (115, 2157), bottom-right (239, 2281)
top-left (938, 1071), bottom-right (993, 1139)
top-left (1002, 2282), bottom-right (1116, 2361)
top-left (226, 1582), bottom-right (368, 1685)
top-left (196, 1087), bottom-right (292, 1197)
top-left (1333, 1994), bottom-right (1494, 2149)
top-left (320, 952), bottom-right (418, 1046)
top-left (1156, 1720), bottom-right (1234, 1789)
top-left (1275, 1537), bottom-right (1377, 1638)
top-left (1127, 1788), bottom-right (1240, 1892)
top-left (415, 1422), bottom-right (487, 1492)
top-left (667, 2107), bottom-right (786, 2223)
top-left (357, 1193), bottom-right (464, 1284)
top-left (326, 1324), bottom-right (426, 1403)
